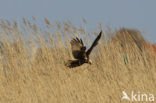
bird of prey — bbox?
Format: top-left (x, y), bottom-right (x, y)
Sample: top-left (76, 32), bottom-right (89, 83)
top-left (65, 31), bottom-right (102, 68)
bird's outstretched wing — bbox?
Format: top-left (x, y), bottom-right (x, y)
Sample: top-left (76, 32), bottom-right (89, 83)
top-left (70, 37), bottom-right (86, 59)
top-left (86, 31), bottom-right (102, 56)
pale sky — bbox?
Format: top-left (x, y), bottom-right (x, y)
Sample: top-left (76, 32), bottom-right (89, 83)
top-left (0, 0), bottom-right (155, 43)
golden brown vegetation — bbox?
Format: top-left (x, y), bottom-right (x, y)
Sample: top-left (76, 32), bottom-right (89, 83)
top-left (0, 18), bottom-right (156, 103)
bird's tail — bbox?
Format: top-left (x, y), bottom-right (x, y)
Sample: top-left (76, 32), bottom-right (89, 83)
top-left (65, 60), bottom-right (81, 68)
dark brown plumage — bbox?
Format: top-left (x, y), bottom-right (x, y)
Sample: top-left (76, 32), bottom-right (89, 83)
top-left (65, 31), bottom-right (102, 68)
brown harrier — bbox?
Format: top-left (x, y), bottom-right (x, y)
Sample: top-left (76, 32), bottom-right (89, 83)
top-left (65, 31), bottom-right (102, 68)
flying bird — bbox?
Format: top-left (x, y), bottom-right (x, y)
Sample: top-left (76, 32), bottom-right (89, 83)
top-left (65, 31), bottom-right (102, 68)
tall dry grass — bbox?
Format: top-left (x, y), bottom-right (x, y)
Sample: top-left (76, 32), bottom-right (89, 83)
top-left (0, 18), bottom-right (156, 103)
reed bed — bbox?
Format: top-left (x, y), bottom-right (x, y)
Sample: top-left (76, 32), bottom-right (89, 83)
top-left (0, 18), bottom-right (155, 103)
